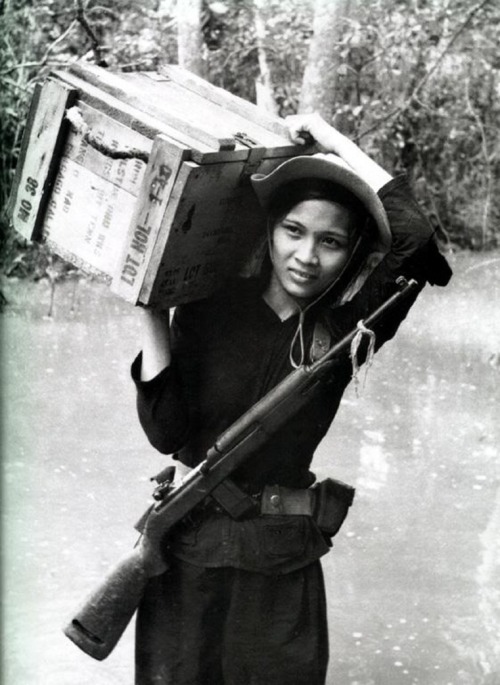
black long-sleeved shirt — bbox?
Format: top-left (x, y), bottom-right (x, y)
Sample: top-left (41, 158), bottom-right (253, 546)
top-left (131, 176), bottom-right (451, 572)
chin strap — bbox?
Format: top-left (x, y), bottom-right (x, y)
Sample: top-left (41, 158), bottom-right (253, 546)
top-left (289, 310), bottom-right (306, 369)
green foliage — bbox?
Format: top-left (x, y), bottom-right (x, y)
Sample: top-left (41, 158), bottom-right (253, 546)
top-left (205, 0), bottom-right (312, 114)
top-left (0, 0), bottom-right (498, 281)
top-left (334, 0), bottom-right (500, 249)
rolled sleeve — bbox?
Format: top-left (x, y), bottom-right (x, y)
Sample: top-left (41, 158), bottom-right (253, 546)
top-left (131, 352), bottom-right (190, 454)
top-left (329, 175), bottom-right (452, 357)
top-left (378, 175), bottom-right (452, 287)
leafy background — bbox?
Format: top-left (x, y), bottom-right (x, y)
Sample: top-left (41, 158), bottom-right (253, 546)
top-left (0, 0), bottom-right (499, 281)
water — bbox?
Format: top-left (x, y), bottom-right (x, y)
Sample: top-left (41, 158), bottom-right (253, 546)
top-left (2, 251), bottom-right (499, 685)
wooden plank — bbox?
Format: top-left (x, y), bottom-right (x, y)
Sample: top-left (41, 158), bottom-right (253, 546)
top-left (72, 64), bottom-right (298, 159)
top-left (62, 67), bottom-right (287, 164)
top-left (158, 65), bottom-right (289, 137)
top-left (39, 103), bottom-right (152, 277)
top-left (53, 69), bottom-right (194, 147)
top-left (122, 71), bottom-right (292, 151)
top-left (139, 160), bottom-right (262, 306)
top-left (8, 78), bottom-right (76, 240)
top-left (111, 134), bottom-right (191, 304)
top-left (41, 157), bottom-right (139, 277)
top-left (6, 83), bottom-right (42, 226)
top-left (63, 101), bottom-right (152, 197)
top-left (67, 64), bottom-right (236, 152)
top-left (137, 162), bottom-right (193, 303)
top-left (44, 238), bottom-right (111, 281)
top-left (52, 69), bottom-right (249, 165)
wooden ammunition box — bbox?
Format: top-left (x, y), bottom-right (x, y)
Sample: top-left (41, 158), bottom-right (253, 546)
top-left (8, 63), bottom-right (303, 306)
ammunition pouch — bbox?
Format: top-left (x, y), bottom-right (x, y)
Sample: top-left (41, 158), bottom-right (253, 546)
top-left (312, 477), bottom-right (355, 538)
top-left (209, 477), bottom-right (355, 541)
top-left (259, 478), bottom-right (355, 540)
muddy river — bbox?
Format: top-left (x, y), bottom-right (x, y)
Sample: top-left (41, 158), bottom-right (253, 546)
top-left (2, 251), bottom-right (499, 684)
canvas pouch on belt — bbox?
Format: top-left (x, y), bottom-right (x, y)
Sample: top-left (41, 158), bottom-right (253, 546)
top-left (260, 478), bottom-right (355, 538)
top-left (312, 478), bottom-right (355, 537)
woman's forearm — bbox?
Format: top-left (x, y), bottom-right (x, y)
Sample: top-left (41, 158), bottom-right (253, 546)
top-left (139, 308), bottom-right (172, 381)
top-left (285, 113), bottom-right (392, 192)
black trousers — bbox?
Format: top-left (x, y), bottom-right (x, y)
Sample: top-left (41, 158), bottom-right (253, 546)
top-left (135, 559), bottom-right (329, 685)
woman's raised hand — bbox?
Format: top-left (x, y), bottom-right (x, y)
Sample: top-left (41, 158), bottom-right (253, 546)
top-left (285, 112), bottom-right (392, 192)
top-left (284, 113), bottom-right (346, 153)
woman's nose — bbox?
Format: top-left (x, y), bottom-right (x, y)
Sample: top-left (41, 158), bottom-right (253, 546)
top-left (296, 238), bottom-right (319, 265)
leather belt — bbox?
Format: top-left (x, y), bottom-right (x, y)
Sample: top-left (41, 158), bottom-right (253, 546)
top-left (260, 484), bottom-right (315, 516)
top-left (206, 479), bottom-right (315, 519)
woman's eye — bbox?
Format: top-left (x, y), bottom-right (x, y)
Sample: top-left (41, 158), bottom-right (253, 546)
top-left (322, 236), bottom-right (342, 248)
top-left (283, 224), bottom-right (302, 236)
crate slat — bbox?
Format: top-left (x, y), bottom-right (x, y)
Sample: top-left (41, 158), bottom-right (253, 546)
top-left (40, 102), bottom-right (153, 278)
top-left (43, 158), bottom-right (139, 278)
top-left (111, 135), bottom-right (191, 303)
top-left (8, 79), bottom-right (76, 240)
top-left (142, 159), bottom-right (264, 305)
top-left (159, 65), bottom-right (288, 137)
top-left (68, 64), bottom-right (237, 152)
top-left (118, 72), bottom-right (291, 151)
top-left (64, 101), bottom-right (152, 196)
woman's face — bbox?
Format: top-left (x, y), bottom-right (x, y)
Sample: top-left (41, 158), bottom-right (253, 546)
top-left (269, 198), bottom-right (355, 304)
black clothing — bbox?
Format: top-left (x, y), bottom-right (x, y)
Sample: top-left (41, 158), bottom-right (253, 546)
top-left (135, 559), bottom-right (328, 685)
top-left (132, 175), bottom-right (451, 684)
top-left (133, 176), bottom-right (451, 499)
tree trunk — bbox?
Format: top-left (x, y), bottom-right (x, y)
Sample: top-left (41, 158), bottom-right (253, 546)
top-left (252, 0), bottom-right (279, 114)
top-left (176, 0), bottom-right (206, 78)
top-left (299, 0), bottom-right (357, 122)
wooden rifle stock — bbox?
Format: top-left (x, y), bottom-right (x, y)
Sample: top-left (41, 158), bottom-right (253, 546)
top-left (63, 277), bottom-right (418, 660)
top-left (64, 546), bottom-right (153, 660)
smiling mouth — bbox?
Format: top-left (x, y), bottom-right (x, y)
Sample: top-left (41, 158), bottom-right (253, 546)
top-left (288, 267), bottom-right (318, 282)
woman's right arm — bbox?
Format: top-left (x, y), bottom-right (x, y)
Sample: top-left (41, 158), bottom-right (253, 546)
top-left (132, 307), bottom-right (192, 454)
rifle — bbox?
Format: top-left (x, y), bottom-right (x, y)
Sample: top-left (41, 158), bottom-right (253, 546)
top-left (63, 276), bottom-right (418, 660)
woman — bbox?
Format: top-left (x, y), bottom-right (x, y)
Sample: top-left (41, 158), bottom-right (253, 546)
top-left (131, 114), bottom-right (451, 685)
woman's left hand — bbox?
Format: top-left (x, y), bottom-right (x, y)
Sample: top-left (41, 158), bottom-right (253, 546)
top-left (284, 113), bottom-right (345, 153)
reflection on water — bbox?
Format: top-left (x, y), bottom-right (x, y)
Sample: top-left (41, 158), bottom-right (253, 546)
top-left (475, 485), bottom-right (500, 676)
top-left (357, 431), bottom-right (389, 491)
top-left (2, 251), bottom-right (500, 684)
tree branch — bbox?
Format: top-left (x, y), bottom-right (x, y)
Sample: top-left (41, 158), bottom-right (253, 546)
top-left (75, 0), bottom-right (108, 67)
top-left (407, 121), bottom-right (452, 246)
top-left (465, 75), bottom-right (493, 248)
top-left (0, 19), bottom-right (78, 77)
top-left (412, 0), bottom-right (491, 99)
top-left (252, 0), bottom-right (278, 114)
top-left (359, 0), bottom-right (492, 139)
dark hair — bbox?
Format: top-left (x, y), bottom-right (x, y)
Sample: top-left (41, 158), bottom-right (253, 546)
top-left (267, 177), bottom-right (369, 240)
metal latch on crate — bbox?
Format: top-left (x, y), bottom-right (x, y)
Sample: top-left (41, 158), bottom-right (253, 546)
top-left (234, 131), bottom-right (266, 180)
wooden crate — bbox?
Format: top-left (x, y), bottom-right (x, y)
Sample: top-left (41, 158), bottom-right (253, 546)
top-left (8, 63), bottom-right (303, 306)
